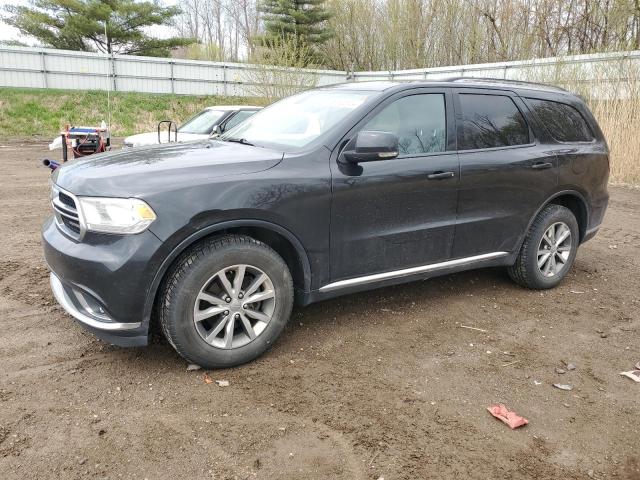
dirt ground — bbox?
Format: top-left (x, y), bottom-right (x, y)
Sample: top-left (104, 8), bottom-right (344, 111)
top-left (0, 141), bottom-right (639, 480)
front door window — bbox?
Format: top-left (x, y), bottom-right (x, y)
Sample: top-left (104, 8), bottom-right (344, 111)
top-left (363, 94), bottom-right (447, 155)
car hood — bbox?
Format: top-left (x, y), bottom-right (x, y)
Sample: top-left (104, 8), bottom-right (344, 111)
top-left (123, 131), bottom-right (208, 147)
top-left (54, 140), bottom-right (284, 197)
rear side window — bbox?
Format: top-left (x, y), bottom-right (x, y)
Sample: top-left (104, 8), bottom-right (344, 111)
top-left (526, 98), bottom-right (594, 142)
top-left (457, 94), bottom-right (530, 150)
top-left (363, 94), bottom-right (446, 155)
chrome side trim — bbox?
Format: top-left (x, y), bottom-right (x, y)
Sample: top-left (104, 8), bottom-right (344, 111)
top-left (50, 273), bottom-right (141, 331)
top-left (319, 252), bottom-right (509, 293)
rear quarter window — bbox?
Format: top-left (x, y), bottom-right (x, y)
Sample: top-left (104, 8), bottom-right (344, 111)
top-left (525, 98), bottom-right (594, 143)
top-left (457, 94), bottom-right (530, 150)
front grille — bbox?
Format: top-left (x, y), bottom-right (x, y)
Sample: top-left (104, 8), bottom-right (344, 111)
top-left (52, 186), bottom-right (83, 239)
top-left (58, 191), bottom-right (75, 209)
top-left (61, 216), bottom-right (81, 234)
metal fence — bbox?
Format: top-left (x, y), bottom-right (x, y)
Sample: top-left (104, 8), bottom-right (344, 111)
top-left (353, 50), bottom-right (640, 82)
top-left (0, 45), bottom-right (347, 96)
top-left (1, 45), bottom-right (639, 97)
top-left (354, 51), bottom-right (640, 99)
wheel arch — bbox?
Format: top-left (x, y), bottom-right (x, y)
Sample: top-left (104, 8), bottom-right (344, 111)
top-left (525, 190), bottom-right (590, 246)
top-left (143, 220), bottom-right (312, 324)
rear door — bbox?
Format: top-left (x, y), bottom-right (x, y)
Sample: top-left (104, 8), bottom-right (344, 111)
top-left (329, 88), bottom-right (459, 281)
top-left (451, 88), bottom-right (558, 258)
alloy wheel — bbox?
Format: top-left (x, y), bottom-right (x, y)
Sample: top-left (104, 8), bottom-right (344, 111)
top-left (193, 264), bottom-right (276, 349)
top-left (537, 222), bottom-right (572, 277)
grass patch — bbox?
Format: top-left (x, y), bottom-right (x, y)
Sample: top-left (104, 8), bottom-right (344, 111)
top-left (0, 87), bottom-right (269, 138)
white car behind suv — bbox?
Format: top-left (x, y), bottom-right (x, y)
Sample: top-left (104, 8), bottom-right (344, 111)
top-left (123, 105), bottom-right (261, 148)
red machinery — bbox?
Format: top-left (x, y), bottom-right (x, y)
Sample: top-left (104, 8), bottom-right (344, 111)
top-left (60, 124), bottom-right (111, 162)
top-left (44, 124), bottom-right (111, 171)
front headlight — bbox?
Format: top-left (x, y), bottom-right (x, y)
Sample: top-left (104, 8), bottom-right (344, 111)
top-left (77, 197), bottom-right (157, 234)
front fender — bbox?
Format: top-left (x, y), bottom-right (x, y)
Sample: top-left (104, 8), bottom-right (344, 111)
top-left (141, 219), bottom-right (312, 324)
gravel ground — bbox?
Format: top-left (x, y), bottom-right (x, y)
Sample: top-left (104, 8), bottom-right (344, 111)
top-left (1, 141), bottom-right (639, 480)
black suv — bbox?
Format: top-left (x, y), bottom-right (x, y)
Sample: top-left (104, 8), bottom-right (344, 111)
top-left (43, 79), bottom-right (609, 367)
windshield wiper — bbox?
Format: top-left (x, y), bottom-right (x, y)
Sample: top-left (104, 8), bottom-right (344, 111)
top-left (223, 137), bottom-right (254, 146)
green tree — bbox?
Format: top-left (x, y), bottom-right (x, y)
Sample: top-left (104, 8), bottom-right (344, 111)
top-left (3, 0), bottom-right (192, 56)
top-left (258, 0), bottom-right (332, 51)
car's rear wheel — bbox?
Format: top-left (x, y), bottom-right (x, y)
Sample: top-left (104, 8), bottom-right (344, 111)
top-left (508, 204), bottom-right (579, 289)
top-left (159, 235), bottom-right (293, 368)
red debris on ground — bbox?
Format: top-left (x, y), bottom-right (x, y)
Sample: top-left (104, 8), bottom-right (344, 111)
top-left (487, 404), bottom-right (529, 429)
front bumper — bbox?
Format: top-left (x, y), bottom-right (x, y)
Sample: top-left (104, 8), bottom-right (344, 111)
top-left (43, 216), bottom-right (164, 346)
top-left (50, 273), bottom-right (148, 346)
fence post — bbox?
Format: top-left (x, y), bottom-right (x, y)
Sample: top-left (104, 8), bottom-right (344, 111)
top-left (40, 50), bottom-right (47, 88)
top-left (222, 64), bottom-right (228, 96)
top-left (170, 61), bottom-right (175, 94)
top-left (111, 54), bottom-right (117, 91)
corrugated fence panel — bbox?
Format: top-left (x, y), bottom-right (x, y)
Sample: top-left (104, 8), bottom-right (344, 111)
top-left (118, 77), bottom-right (172, 94)
top-left (175, 79), bottom-right (225, 96)
top-left (0, 69), bottom-right (42, 88)
top-left (46, 72), bottom-right (107, 91)
top-left (0, 48), bottom-right (41, 70)
top-left (1, 45), bottom-right (638, 98)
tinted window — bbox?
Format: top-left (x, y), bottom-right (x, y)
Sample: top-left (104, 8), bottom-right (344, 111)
top-left (363, 94), bottom-right (446, 155)
top-left (526, 98), bottom-right (594, 142)
top-left (457, 94), bottom-right (530, 150)
top-left (223, 110), bottom-right (257, 132)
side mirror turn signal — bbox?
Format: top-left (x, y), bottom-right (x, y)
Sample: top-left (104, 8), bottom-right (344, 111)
top-left (342, 131), bottom-right (399, 164)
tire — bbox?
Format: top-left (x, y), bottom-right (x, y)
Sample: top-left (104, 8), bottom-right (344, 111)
top-left (508, 204), bottom-right (579, 290)
top-left (159, 235), bottom-right (294, 368)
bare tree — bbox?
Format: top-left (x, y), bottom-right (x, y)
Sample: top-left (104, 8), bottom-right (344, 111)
top-left (320, 0), bottom-right (640, 71)
top-left (173, 0), bottom-right (260, 61)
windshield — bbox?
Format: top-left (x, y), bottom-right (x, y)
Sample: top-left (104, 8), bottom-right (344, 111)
top-left (178, 109), bottom-right (227, 134)
top-left (221, 90), bottom-right (374, 149)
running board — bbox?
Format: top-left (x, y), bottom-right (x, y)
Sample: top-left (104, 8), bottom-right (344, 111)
top-left (319, 252), bottom-right (509, 293)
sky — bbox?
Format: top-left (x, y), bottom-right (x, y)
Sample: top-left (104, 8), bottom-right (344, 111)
top-left (0, 0), bottom-right (27, 43)
top-left (0, 0), bottom-right (179, 45)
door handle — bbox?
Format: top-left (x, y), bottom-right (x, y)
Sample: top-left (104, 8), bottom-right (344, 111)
top-left (427, 171), bottom-right (455, 180)
top-left (531, 162), bottom-right (553, 170)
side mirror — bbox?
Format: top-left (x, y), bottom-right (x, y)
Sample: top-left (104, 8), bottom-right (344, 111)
top-left (211, 124), bottom-right (223, 137)
top-left (343, 131), bottom-right (399, 164)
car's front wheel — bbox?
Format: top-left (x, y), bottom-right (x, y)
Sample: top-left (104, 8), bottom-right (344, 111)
top-left (508, 204), bottom-right (579, 289)
top-left (159, 235), bottom-right (294, 368)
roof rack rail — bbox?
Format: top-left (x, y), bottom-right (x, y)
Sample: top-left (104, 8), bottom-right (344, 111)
top-left (447, 76), bottom-right (569, 92)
